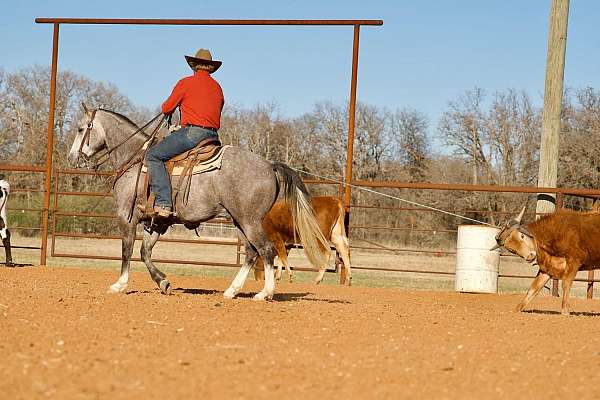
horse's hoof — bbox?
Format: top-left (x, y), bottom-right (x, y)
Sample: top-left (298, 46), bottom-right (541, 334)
top-left (223, 288), bottom-right (236, 299)
top-left (253, 291), bottom-right (273, 301)
top-left (159, 279), bottom-right (171, 295)
top-left (107, 283), bottom-right (127, 294)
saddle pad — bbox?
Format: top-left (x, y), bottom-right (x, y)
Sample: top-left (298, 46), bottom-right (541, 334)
top-left (142, 145), bottom-right (231, 176)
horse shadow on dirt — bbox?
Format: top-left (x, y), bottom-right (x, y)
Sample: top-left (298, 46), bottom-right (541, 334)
top-left (172, 287), bottom-right (220, 296)
top-left (124, 287), bottom-right (351, 304)
top-left (169, 288), bottom-right (352, 304)
top-left (123, 288), bottom-right (219, 296)
top-left (236, 291), bottom-right (351, 304)
top-left (524, 309), bottom-right (600, 317)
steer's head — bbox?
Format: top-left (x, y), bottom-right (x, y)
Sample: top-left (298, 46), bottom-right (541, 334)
top-left (491, 205), bottom-right (537, 263)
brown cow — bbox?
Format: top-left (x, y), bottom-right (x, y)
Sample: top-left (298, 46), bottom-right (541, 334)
top-left (493, 205), bottom-right (600, 315)
top-left (254, 196), bottom-right (352, 285)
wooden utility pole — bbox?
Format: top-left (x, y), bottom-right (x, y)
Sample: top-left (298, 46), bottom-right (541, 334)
top-left (536, 0), bottom-right (570, 217)
top-left (537, 0), bottom-right (569, 297)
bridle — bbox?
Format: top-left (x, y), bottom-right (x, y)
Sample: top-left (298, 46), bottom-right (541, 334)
top-left (75, 109), bottom-right (166, 222)
top-left (76, 110), bottom-right (164, 172)
top-left (76, 109), bottom-right (99, 167)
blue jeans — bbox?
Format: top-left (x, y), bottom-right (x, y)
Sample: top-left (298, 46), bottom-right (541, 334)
top-left (145, 126), bottom-right (218, 208)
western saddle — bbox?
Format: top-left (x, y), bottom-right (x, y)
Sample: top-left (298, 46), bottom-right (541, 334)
top-left (141, 137), bottom-right (222, 217)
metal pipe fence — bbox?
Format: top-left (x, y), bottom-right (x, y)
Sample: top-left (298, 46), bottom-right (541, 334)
top-left (3, 161), bottom-right (600, 298)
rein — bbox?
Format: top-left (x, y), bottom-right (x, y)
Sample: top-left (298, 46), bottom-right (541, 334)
top-left (78, 111), bottom-right (164, 171)
top-left (77, 110), bottom-right (166, 222)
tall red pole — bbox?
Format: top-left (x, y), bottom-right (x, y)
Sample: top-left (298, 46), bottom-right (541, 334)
top-left (40, 23), bottom-right (59, 266)
top-left (344, 25), bottom-right (360, 218)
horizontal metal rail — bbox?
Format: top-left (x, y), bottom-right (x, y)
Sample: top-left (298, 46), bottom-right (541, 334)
top-left (0, 164), bottom-right (46, 172)
top-left (351, 225), bottom-right (457, 233)
top-left (51, 251), bottom-right (242, 267)
top-left (52, 231), bottom-right (238, 245)
top-left (35, 18), bottom-right (383, 26)
top-left (0, 244), bottom-right (41, 250)
top-left (351, 179), bottom-right (600, 196)
top-left (6, 208), bottom-right (43, 213)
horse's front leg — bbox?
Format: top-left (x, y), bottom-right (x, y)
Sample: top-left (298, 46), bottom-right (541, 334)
top-left (141, 229), bottom-right (171, 295)
top-left (108, 220), bottom-right (136, 293)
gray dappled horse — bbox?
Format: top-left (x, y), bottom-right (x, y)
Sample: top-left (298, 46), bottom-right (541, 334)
top-left (67, 105), bottom-right (328, 300)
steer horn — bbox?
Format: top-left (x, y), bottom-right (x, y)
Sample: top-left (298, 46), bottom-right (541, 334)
top-left (515, 202), bottom-right (527, 224)
top-left (490, 243), bottom-right (502, 251)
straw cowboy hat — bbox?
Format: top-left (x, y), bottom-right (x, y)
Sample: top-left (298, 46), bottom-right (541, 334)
top-left (184, 49), bottom-right (222, 73)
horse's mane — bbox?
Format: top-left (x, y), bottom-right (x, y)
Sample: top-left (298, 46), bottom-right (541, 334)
top-left (97, 108), bottom-right (153, 139)
top-left (98, 108), bottom-right (138, 126)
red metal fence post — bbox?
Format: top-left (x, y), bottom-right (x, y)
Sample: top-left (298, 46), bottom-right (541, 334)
top-left (40, 23), bottom-right (60, 266)
top-left (343, 25), bottom-right (361, 237)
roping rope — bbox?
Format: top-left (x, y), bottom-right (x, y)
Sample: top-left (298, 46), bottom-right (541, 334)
top-left (289, 167), bottom-right (497, 228)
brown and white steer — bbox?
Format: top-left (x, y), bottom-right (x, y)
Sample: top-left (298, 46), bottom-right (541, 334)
top-left (254, 196), bottom-right (352, 285)
top-left (493, 205), bottom-right (600, 315)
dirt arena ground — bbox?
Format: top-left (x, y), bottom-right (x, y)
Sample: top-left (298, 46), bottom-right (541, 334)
top-left (2, 266), bottom-right (600, 400)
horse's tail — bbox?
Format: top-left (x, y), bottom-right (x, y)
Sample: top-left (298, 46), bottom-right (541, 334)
top-left (272, 162), bottom-right (330, 268)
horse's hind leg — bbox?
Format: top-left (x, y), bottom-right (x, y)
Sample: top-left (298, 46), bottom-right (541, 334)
top-left (108, 221), bottom-right (136, 293)
top-left (255, 245), bottom-right (276, 300)
top-left (224, 227), bottom-right (276, 301)
top-left (330, 217), bottom-right (352, 285)
top-left (224, 237), bottom-right (258, 299)
top-left (251, 232), bottom-right (277, 301)
top-left (271, 236), bottom-right (289, 282)
top-left (141, 230), bottom-right (171, 295)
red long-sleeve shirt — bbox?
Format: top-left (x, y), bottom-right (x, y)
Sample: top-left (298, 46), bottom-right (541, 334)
top-left (161, 70), bottom-right (224, 129)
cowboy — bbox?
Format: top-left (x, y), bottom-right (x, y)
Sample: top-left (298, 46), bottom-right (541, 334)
top-left (145, 48), bottom-right (224, 218)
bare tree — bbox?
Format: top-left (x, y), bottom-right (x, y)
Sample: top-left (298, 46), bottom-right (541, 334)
top-left (439, 88), bottom-right (489, 185)
top-left (560, 87), bottom-right (600, 192)
top-left (388, 107), bottom-right (429, 182)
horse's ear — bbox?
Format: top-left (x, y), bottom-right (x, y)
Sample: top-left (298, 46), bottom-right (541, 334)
top-left (81, 102), bottom-right (89, 114)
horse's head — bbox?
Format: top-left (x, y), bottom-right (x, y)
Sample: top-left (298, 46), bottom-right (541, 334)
top-left (491, 204), bottom-right (537, 263)
top-left (68, 102), bottom-right (108, 167)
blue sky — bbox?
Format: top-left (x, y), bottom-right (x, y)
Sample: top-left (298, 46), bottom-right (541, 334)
top-left (1, 0), bottom-right (599, 126)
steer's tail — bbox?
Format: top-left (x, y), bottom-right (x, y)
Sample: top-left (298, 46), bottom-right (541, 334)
top-left (272, 163), bottom-right (329, 268)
